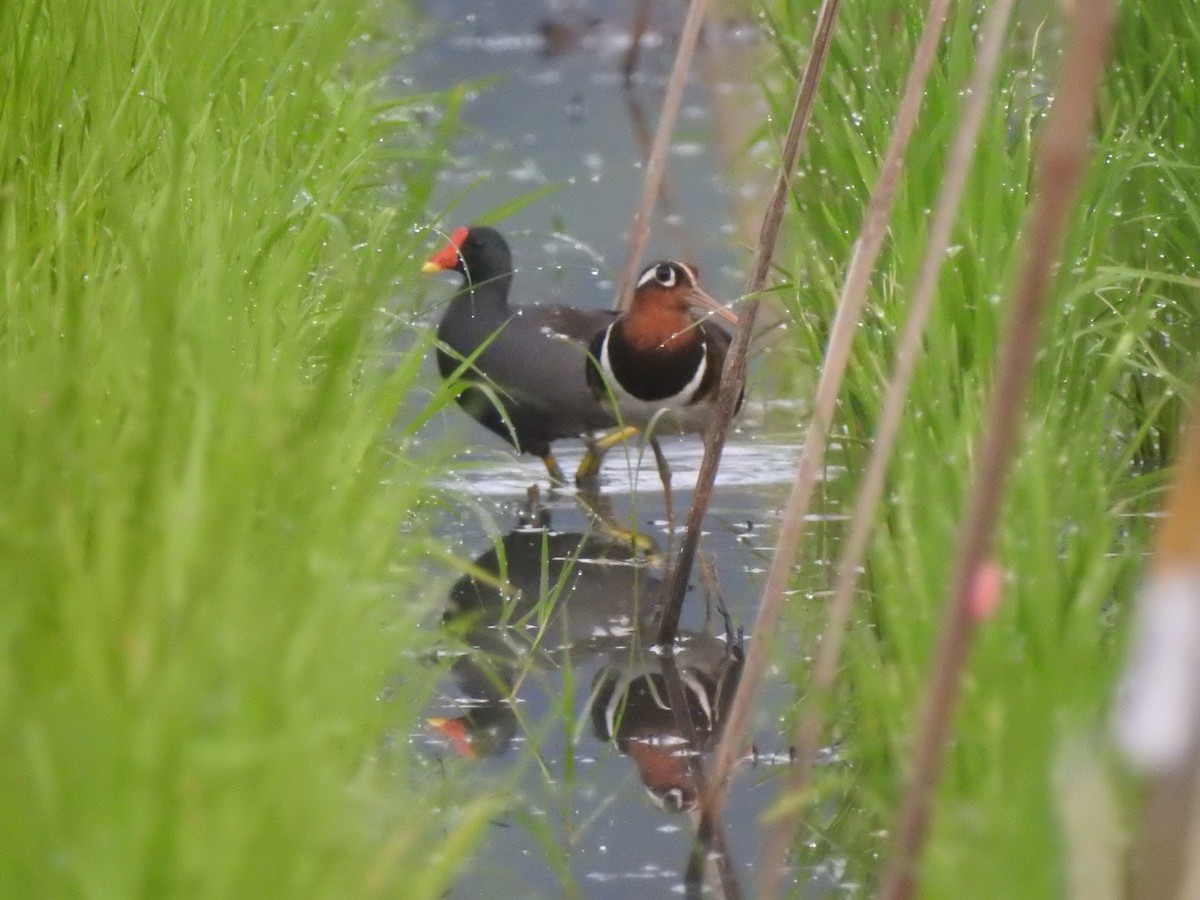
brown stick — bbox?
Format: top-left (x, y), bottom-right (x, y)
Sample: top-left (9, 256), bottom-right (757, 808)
top-left (1123, 398), bottom-right (1200, 898)
top-left (655, 0), bottom-right (844, 647)
top-left (621, 87), bottom-right (697, 264)
top-left (622, 0), bottom-right (654, 84)
top-left (879, 3), bottom-right (1116, 897)
top-left (613, 0), bottom-right (713, 313)
top-left (759, 0), bottom-right (1019, 891)
top-left (697, 0), bottom-right (957, 839)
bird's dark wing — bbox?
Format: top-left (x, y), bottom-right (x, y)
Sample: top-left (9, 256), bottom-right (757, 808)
top-left (457, 305), bottom-right (619, 437)
top-left (525, 304), bottom-right (618, 343)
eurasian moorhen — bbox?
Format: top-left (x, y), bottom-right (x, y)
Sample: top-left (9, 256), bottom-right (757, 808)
top-left (423, 226), bottom-right (620, 484)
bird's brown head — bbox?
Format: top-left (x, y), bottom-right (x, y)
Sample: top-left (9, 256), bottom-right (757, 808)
top-left (625, 261), bottom-right (737, 351)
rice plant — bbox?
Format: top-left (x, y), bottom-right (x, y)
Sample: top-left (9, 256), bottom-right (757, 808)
top-left (0, 0), bottom-right (489, 895)
top-left (757, 0), bottom-right (1199, 894)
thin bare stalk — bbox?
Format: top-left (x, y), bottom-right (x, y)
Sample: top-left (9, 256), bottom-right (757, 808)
top-left (759, 0), bottom-right (1018, 891)
top-left (656, 0), bottom-right (844, 646)
top-left (685, 810), bottom-right (742, 900)
top-left (613, 0), bottom-right (712, 313)
top-left (880, 3), bottom-right (1117, 897)
top-left (1131, 751), bottom-right (1200, 900)
top-left (621, 87), bottom-right (697, 264)
top-left (1123, 396), bottom-right (1200, 898)
top-left (622, 0), bottom-right (654, 83)
top-left (699, 0), bottom-right (957, 836)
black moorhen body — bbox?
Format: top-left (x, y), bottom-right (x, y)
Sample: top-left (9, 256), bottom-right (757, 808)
top-left (424, 226), bottom-right (619, 483)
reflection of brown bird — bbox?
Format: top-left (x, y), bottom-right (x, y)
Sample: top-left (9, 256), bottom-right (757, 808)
top-left (537, 17), bottom-right (602, 58)
top-left (589, 634), bottom-right (743, 813)
top-left (429, 503), bottom-right (744, 816)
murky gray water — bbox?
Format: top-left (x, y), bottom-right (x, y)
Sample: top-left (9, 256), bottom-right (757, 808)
top-left (401, 2), bottom-right (859, 896)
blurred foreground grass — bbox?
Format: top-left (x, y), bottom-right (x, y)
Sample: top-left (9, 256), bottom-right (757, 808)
top-left (0, 0), bottom-right (492, 895)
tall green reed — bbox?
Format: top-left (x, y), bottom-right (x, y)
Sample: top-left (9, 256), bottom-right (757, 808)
top-left (759, 0), bottom-right (1199, 894)
top-left (0, 0), bottom-right (486, 895)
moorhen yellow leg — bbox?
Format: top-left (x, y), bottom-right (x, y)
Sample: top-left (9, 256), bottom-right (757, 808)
top-left (541, 453), bottom-right (569, 486)
top-left (575, 424), bottom-right (641, 485)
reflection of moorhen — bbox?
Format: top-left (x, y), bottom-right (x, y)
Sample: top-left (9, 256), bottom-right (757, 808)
top-left (426, 702), bottom-right (516, 760)
top-left (431, 508), bottom-right (744, 814)
top-left (432, 521), bottom-right (662, 758)
top-left (589, 633), bottom-right (743, 813)
top-left (444, 527), bottom-right (661, 661)
top-left (423, 226), bottom-right (620, 485)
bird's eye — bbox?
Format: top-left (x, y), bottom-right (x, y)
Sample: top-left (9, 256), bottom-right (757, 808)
top-left (654, 264), bottom-right (676, 287)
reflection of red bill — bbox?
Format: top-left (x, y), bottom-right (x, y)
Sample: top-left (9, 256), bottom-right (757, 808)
top-left (428, 716), bottom-right (476, 760)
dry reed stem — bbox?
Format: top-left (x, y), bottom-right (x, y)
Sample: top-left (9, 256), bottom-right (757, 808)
top-left (697, 0), bottom-right (957, 844)
top-left (758, 0), bottom-right (1019, 890)
top-left (621, 88), bottom-right (697, 264)
top-left (1127, 399), bottom-right (1200, 899)
top-left (613, 0), bottom-right (712, 313)
top-left (622, 0), bottom-right (654, 83)
top-left (655, 0), bottom-right (844, 646)
top-left (879, 2), bottom-right (1116, 897)
top-left (685, 813), bottom-right (742, 900)
top-left (1131, 752), bottom-right (1200, 900)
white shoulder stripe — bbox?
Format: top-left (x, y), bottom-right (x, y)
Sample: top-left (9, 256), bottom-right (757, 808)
top-left (680, 341), bottom-right (708, 405)
top-left (601, 332), bottom-right (707, 407)
top-left (598, 322), bottom-right (617, 386)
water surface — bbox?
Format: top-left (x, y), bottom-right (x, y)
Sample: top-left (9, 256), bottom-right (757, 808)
top-left (401, 3), bottom-right (861, 895)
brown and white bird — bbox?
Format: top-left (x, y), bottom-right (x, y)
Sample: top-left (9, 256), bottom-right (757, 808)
top-left (584, 260), bottom-right (740, 486)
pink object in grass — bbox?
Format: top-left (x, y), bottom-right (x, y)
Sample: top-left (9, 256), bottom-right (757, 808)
top-left (966, 560), bottom-right (1003, 622)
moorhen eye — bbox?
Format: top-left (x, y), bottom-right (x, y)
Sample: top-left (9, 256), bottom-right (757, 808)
top-left (654, 264), bottom-right (676, 287)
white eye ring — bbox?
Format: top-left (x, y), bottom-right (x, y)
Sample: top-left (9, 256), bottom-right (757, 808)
top-left (638, 263), bottom-right (678, 289)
